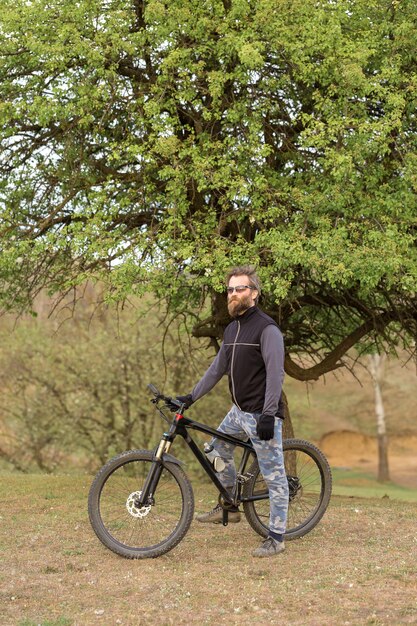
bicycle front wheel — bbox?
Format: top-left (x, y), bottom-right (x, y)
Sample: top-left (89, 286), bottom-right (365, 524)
top-left (242, 439), bottom-right (332, 540)
top-left (88, 449), bottom-right (194, 559)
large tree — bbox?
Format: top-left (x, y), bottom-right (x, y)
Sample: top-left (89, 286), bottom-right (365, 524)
top-left (1, 0), bottom-right (416, 380)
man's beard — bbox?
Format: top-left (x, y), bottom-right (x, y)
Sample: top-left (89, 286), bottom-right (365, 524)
top-left (227, 294), bottom-right (253, 317)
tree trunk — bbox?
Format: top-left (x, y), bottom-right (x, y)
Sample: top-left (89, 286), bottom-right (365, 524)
top-left (281, 390), bottom-right (297, 475)
top-left (377, 433), bottom-right (390, 483)
top-left (281, 390), bottom-right (295, 440)
top-left (368, 354), bottom-right (390, 483)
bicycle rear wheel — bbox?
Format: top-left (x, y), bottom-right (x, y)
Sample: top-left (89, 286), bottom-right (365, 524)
top-left (88, 449), bottom-right (194, 558)
top-left (242, 439), bottom-right (332, 540)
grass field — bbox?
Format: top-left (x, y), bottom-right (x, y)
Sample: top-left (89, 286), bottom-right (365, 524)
top-left (1, 473), bottom-right (417, 626)
top-left (331, 468), bottom-right (417, 502)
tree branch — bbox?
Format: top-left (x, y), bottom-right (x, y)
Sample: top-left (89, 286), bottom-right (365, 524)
top-left (284, 311), bottom-right (397, 381)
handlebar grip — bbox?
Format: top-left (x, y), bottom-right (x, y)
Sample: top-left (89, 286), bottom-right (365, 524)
top-left (147, 383), bottom-right (160, 396)
top-left (148, 384), bottom-right (183, 409)
top-left (166, 397), bottom-right (182, 409)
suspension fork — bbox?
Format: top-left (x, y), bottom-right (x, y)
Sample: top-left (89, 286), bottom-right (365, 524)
top-left (136, 436), bottom-right (173, 507)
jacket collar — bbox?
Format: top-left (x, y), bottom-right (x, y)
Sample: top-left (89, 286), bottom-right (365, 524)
top-left (234, 305), bottom-right (258, 323)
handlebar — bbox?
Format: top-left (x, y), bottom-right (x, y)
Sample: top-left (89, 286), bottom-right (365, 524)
top-left (147, 384), bottom-right (183, 410)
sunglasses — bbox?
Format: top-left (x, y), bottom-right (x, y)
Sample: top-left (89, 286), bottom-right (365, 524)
top-left (226, 285), bottom-right (255, 294)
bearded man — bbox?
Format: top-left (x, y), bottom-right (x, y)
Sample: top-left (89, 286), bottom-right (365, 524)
top-left (176, 266), bottom-right (288, 558)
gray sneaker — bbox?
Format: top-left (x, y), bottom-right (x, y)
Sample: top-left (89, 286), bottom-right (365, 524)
top-left (195, 504), bottom-right (241, 524)
top-left (252, 537), bottom-right (286, 558)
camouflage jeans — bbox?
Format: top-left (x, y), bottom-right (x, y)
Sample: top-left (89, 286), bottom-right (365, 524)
top-left (210, 404), bottom-right (289, 535)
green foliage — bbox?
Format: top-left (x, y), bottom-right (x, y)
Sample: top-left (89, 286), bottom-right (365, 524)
top-left (0, 0), bottom-right (416, 376)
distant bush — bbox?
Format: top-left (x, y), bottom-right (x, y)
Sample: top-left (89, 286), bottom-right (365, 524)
top-left (0, 294), bottom-right (230, 472)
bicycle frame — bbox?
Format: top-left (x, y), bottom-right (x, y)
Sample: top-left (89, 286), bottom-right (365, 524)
top-left (137, 408), bottom-right (267, 517)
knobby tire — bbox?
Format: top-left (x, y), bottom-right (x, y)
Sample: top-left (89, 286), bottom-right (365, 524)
top-left (242, 438), bottom-right (332, 540)
top-left (88, 449), bottom-right (194, 559)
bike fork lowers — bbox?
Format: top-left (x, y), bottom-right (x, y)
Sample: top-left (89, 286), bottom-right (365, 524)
top-left (137, 437), bottom-right (172, 507)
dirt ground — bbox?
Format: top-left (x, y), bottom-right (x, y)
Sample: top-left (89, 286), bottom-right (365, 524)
top-left (1, 475), bottom-right (417, 626)
top-left (319, 431), bottom-right (417, 489)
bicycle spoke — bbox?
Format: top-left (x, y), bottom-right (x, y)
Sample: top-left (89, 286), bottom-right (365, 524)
top-left (242, 439), bottom-right (331, 540)
top-left (89, 451), bottom-right (194, 557)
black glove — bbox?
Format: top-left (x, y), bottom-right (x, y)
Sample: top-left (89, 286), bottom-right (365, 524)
top-left (177, 394), bottom-right (193, 409)
top-left (168, 394), bottom-right (193, 412)
top-left (256, 414), bottom-right (275, 441)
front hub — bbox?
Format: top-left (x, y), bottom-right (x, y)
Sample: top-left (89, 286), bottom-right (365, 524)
top-left (126, 491), bottom-right (152, 518)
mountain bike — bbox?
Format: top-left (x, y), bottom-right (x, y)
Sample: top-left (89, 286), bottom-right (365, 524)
top-left (88, 384), bottom-right (332, 559)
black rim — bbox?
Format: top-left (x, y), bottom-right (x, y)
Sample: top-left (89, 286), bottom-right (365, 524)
top-left (248, 445), bottom-right (327, 535)
top-left (96, 459), bottom-right (185, 552)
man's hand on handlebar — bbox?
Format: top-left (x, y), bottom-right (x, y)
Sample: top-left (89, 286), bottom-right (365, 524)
top-left (167, 394), bottom-right (193, 412)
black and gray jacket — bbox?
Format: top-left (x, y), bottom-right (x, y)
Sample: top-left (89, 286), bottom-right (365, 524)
top-left (191, 306), bottom-right (285, 418)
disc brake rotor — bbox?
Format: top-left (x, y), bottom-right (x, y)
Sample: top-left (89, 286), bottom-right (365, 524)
top-left (126, 491), bottom-right (152, 518)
